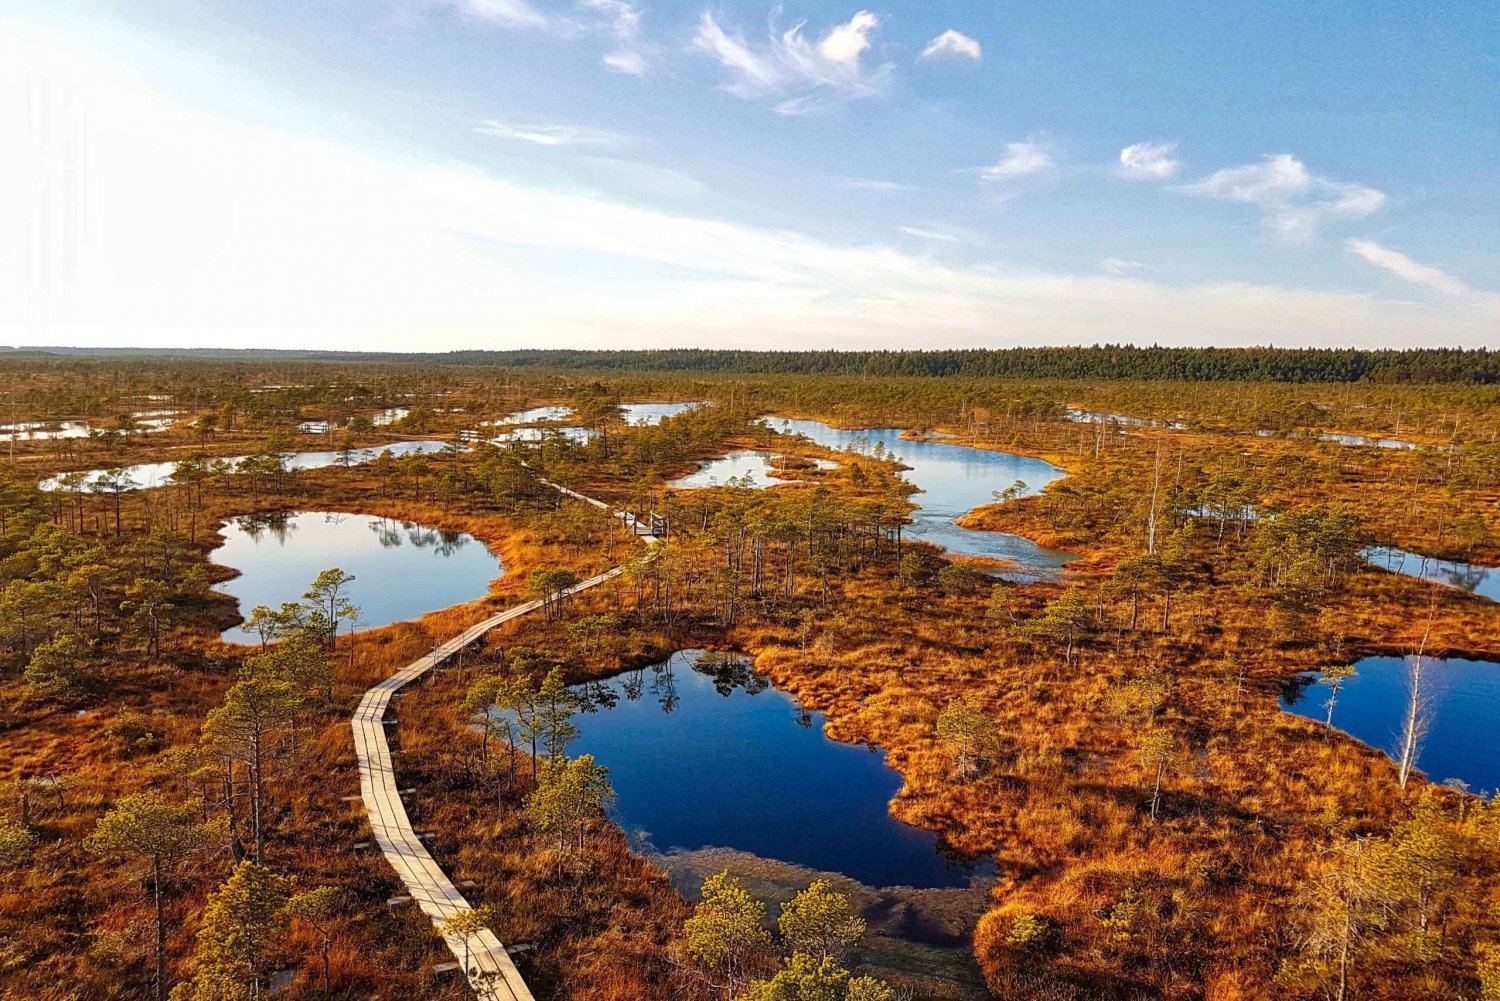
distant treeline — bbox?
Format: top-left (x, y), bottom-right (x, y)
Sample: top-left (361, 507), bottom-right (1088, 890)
top-left (12, 345), bottom-right (1500, 383)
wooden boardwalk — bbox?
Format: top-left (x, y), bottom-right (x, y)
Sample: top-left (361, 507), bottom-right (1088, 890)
top-left (352, 492), bottom-right (657, 1001)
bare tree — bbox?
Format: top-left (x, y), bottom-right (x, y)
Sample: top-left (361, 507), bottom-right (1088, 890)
top-left (1396, 600), bottom-right (1437, 791)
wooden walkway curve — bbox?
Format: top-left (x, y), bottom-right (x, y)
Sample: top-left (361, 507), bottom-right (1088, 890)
top-left (352, 486), bottom-right (657, 1001)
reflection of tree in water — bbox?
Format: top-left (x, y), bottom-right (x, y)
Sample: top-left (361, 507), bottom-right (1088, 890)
top-left (369, 518), bottom-right (405, 549)
top-left (368, 517), bottom-right (470, 555)
top-left (1438, 562), bottom-right (1487, 595)
top-left (1279, 673), bottom-right (1319, 707)
top-left (234, 511), bottom-right (296, 544)
top-left (652, 659), bottom-right (679, 713)
top-left (574, 680), bottom-right (620, 713)
top-left (621, 668), bottom-right (645, 702)
top-left (692, 651), bottom-right (768, 698)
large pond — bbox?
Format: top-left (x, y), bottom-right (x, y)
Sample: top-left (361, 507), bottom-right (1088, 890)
top-left (1281, 656), bottom-right (1500, 793)
top-left (212, 511), bottom-right (502, 640)
top-left (1364, 545), bottom-right (1499, 603)
top-left (39, 439), bottom-right (448, 492)
top-left (568, 650), bottom-right (987, 889)
top-left (768, 417), bottom-right (1075, 572)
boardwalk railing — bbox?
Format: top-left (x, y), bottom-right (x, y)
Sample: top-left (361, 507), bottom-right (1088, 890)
top-left (352, 490), bottom-right (657, 1001)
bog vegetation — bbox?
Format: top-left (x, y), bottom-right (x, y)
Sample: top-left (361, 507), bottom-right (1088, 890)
top-left (0, 352), bottom-right (1498, 1001)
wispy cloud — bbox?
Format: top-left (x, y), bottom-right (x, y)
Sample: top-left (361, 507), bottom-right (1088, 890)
top-left (1117, 141), bottom-right (1179, 180)
top-left (845, 178), bottom-right (904, 192)
top-left (8, 26), bottom-right (1496, 353)
top-left (433, 0), bottom-right (547, 28)
top-left (691, 8), bottom-right (891, 114)
top-left (899, 226), bottom-right (960, 242)
top-left (1101, 257), bottom-right (1144, 275)
top-left (1183, 154), bottom-right (1384, 241)
top-left (1347, 239), bottom-right (1492, 302)
top-left (578, 0), bottom-right (648, 74)
top-left (920, 30), bottom-right (981, 61)
top-left (475, 119), bottom-right (629, 146)
top-left (981, 141), bottom-right (1053, 182)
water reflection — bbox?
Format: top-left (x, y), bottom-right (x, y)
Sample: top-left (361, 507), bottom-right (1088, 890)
top-left (1282, 656), bottom-right (1500, 793)
top-left (212, 510), bottom-right (501, 639)
top-left (566, 649), bottom-right (989, 888)
top-left (40, 439), bottom-right (449, 492)
top-left (768, 417), bottom-right (1074, 573)
top-left (668, 450), bottom-right (837, 490)
top-left (1364, 545), bottom-right (1499, 603)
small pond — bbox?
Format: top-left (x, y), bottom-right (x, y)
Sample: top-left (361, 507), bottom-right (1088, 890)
top-left (2, 412), bottom-right (178, 441)
top-left (1281, 656), bottom-right (1500, 793)
top-left (669, 450), bottom-right (837, 490)
top-left (484, 402), bottom-right (703, 445)
top-left (40, 440), bottom-right (449, 493)
top-left (213, 511), bottom-right (502, 640)
top-left (1364, 545), bottom-right (1499, 603)
top-left (567, 650), bottom-right (988, 889)
top-left (1066, 408), bottom-right (1186, 430)
top-left (768, 417), bottom-right (1075, 572)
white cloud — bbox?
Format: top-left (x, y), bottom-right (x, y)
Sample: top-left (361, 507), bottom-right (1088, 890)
top-left (981, 141), bottom-right (1053, 181)
top-left (5, 29), bottom-right (1496, 352)
top-left (899, 226), bottom-right (960, 242)
top-left (1101, 257), bottom-right (1143, 275)
top-left (474, 119), bottom-right (628, 146)
top-left (921, 30), bottom-right (981, 61)
top-left (845, 178), bottom-right (904, 192)
top-left (1183, 154), bottom-right (1385, 241)
top-left (603, 50), bottom-right (647, 75)
top-left (1117, 141), bottom-right (1179, 180)
top-left (691, 9), bottom-right (891, 114)
top-left (817, 10), bottom-right (879, 66)
top-left (434, 0), bottom-right (547, 28)
top-left (577, 0), bottom-right (648, 75)
top-left (1347, 239), bottom-right (1493, 303)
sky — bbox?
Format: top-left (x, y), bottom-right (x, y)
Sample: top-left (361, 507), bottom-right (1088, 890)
top-left (1, 0), bottom-right (1497, 351)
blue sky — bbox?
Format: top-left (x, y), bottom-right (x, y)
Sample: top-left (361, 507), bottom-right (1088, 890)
top-left (1, 0), bottom-right (1496, 349)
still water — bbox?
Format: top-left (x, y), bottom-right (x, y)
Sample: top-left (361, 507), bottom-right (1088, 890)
top-left (768, 417), bottom-right (1075, 572)
top-left (568, 650), bottom-right (987, 889)
top-left (212, 511), bottom-right (502, 640)
top-left (39, 440), bottom-right (449, 492)
top-left (669, 450), bottom-right (837, 489)
top-left (1364, 545), bottom-right (1499, 603)
top-left (1280, 656), bottom-right (1500, 793)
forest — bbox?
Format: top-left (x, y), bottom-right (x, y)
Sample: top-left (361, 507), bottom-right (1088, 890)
top-left (14, 345), bottom-right (1500, 384)
top-left (0, 353), bottom-right (1498, 1001)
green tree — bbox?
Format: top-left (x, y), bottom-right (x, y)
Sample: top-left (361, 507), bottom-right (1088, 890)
top-left (525, 754), bottom-right (614, 856)
top-left (533, 666), bottom-right (581, 763)
top-left (86, 793), bottom-right (216, 1001)
top-left (302, 568), bottom-right (359, 648)
top-left (528, 568), bottom-right (581, 622)
top-left (678, 870), bottom-right (775, 996)
top-left (23, 633), bottom-right (89, 696)
top-left (934, 697), bottom-right (998, 780)
top-left (286, 886), bottom-right (343, 992)
top-left (0, 817), bottom-right (38, 870)
top-left (174, 861), bottom-right (291, 1001)
top-left (241, 633), bottom-right (332, 701)
top-left (936, 562), bottom-right (988, 597)
top-left (122, 577), bottom-right (175, 657)
top-left (740, 953), bottom-right (894, 1001)
top-left (1136, 727), bottom-right (1181, 823)
top-left (778, 880), bottom-right (865, 964)
top-left (202, 679), bottom-right (301, 863)
top-left (440, 906), bottom-right (493, 980)
top-left (1019, 584), bottom-right (1093, 665)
